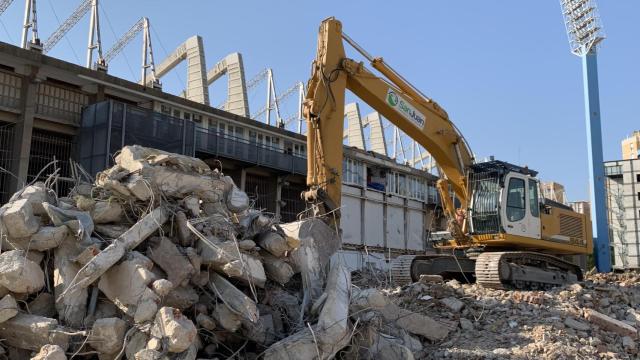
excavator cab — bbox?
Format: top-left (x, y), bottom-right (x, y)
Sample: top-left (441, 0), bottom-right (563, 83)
top-left (467, 160), bottom-right (542, 240)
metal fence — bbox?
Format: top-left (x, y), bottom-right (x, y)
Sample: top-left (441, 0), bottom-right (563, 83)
top-left (280, 181), bottom-right (307, 222)
top-left (0, 122), bottom-right (14, 203)
top-left (27, 129), bottom-right (75, 196)
top-left (245, 174), bottom-right (277, 214)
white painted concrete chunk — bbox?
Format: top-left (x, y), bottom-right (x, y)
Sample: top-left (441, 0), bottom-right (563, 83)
top-left (0, 250), bottom-right (44, 294)
top-left (2, 199), bottom-right (40, 238)
top-left (89, 317), bottom-right (128, 355)
top-left (0, 294), bottom-right (18, 323)
top-left (150, 307), bottom-right (197, 353)
top-left (31, 344), bottom-right (67, 360)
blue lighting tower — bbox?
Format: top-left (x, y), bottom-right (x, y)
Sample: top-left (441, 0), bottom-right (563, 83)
top-left (559, 0), bottom-right (610, 272)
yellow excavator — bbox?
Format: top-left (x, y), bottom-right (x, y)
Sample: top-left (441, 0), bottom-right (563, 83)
top-left (302, 17), bottom-right (592, 289)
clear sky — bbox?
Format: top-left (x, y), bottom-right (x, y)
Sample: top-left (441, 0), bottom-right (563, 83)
top-left (1, 1), bottom-right (637, 201)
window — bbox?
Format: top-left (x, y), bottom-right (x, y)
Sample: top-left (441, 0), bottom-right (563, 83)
top-left (173, 109), bottom-right (180, 118)
top-left (342, 158), bottom-right (363, 186)
top-left (407, 176), bottom-right (427, 201)
top-left (386, 171), bottom-right (407, 196)
top-left (637, 174), bottom-right (640, 182)
top-left (506, 178), bottom-right (526, 222)
top-left (528, 179), bottom-right (539, 218)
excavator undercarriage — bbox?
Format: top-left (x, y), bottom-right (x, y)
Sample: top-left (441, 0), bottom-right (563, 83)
top-left (391, 250), bottom-right (583, 290)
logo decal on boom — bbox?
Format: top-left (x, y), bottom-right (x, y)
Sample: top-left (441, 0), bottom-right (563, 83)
top-left (386, 89), bottom-right (425, 128)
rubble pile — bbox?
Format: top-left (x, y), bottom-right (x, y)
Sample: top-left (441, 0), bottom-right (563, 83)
top-left (360, 271), bottom-right (640, 359)
top-left (0, 145), bottom-right (355, 359)
top-left (4, 144), bottom-right (640, 360)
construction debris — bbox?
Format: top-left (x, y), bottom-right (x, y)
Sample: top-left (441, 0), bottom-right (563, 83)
top-left (0, 145), bottom-right (359, 359)
top-left (4, 144), bottom-right (639, 359)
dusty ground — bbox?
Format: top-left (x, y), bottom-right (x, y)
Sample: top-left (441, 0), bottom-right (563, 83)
top-left (353, 270), bottom-right (640, 359)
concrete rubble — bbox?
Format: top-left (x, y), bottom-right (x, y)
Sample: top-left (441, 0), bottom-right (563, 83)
top-left (348, 270), bottom-right (640, 359)
top-left (6, 144), bottom-right (639, 359)
top-left (0, 145), bottom-right (366, 359)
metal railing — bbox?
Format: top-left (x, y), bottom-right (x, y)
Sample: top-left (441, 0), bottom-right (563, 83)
top-left (195, 127), bottom-right (307, 175)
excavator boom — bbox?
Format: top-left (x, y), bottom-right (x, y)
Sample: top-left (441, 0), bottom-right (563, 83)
top-left (304, 18), bottom-right (473, 219)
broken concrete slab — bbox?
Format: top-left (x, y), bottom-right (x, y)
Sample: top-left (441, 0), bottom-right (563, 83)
top-left (90, 200), bottom-right (124, 224)
top-left (209, 272), bottom-right (259, 323)
top-left (585, 309), bottom-right (638, 337)
top-left (0, 250), bottom-right (44, 294)
top-left (152, 279), bottom-right (174, 297)
top-left (59, 206), bottom-right (167, 296)
top-left (257, 231), bottom-right (290, 258)
top-left (126, 330), bottom-right (149, 360)
top-left (89, 317), bottom-right (128, 355)
top-left (182, 195), bottom-right (200, 217)
top-left (1, 199), bottom-right (40, 238)
top-left (115, 145), bottom-right (209, 174)
top-left (9, 182), bottom-right (51, 216)
top-left (150, 307), bottom-right (197, 353)
top-left (564, 317), bottom-right (590, 332)
top-left (196, 313), bottom-right (216, 330)
top-left (0, 313), bottom-right (69, 351)
top-left (125, 174), bottom-right (152, 201)
top-left (134, 348), bottom-right (168, 360)
top-left (54, 235), bottom-right (87, 328)
top-left (29, 226), bottom-right (69, 251)
top-left (440, 297), bottom-right (465, 313)
top-left (0, 294), bottom-right (18, 323)
top-left (94, 224), bottom-right (129, 239)
top-left (351, 288), bottom-right (390, 313)
top-left (238, 239), bottom-right (256, 251)
top-left (98, 251), bottom-right (157, 316)
top-left (147, 236), bottom-right (195, 286)
top-left (28, 292), bottom-right (56, 318)
top-left (241, 313), bottom-right (277, 346)
top-left (316, 262), bottom-right (351, 345)
top-left (213, 303), bottom-right (242, 332)
top-left (31, 344), bottom-right (67, 360)
top-left (262, 323), bottom-right (352, 360)
top-left (176, 211), bottom-right (193, 247)
top-left (162, 285), bottom-right (199, 310)
top-left (220, 254), bottom-right (266, 288)
top-left (262, 251), bottom-right (295, 285)
top-left (380, 303), bottom-right (449, 341)
top-left (281, 218), bottom-right (337, 267)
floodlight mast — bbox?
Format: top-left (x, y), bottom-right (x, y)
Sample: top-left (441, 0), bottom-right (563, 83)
top-left (559, 0), bottom-right (611, 272)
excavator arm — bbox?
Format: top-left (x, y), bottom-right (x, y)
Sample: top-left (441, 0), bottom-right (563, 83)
top-left (303, 17), bottom-right (473, 223)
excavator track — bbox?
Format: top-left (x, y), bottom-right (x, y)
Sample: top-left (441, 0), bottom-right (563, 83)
top-left (390, 254), bottom-right (477, 286)
top-left (390, 255), bottom-right (416, 285)
top-left (475, 251), bottom-right (583, 290)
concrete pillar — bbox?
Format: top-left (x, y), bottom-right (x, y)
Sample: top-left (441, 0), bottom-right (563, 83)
top-left (240, 168), bottom-right (247, 192)
top-left (275, 176), bottom-right (283, 218)
top-left (9, 66), bottom-right (39, 193)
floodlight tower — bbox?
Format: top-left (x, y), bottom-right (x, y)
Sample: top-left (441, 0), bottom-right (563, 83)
top-left (559, 0), bottom-right (610, 272)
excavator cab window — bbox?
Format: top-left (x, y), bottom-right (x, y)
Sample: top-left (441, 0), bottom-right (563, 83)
top-left (528, 179), bottom-right (540, 218)
top-left (506, 178), bottom-right (526, 221)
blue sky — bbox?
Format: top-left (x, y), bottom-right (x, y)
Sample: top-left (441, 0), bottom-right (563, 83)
top-left (1, 1), bottom-right (637, 201)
